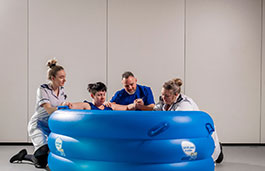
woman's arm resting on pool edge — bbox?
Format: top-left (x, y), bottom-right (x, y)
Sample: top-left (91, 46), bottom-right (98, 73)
top-left (70, 102), bottom-right (91, 110)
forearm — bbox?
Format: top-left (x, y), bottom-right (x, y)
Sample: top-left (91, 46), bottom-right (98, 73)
top-left (111, 103), bottom-right (130, 111)
top-left (137, 104), bottom-right (155, 111)
top-left (44, 106), bottom-right (57, 114)
top-left (42, 102), bottom-right (72, 114)
top-left (71, 102), bottom-right (91, 110)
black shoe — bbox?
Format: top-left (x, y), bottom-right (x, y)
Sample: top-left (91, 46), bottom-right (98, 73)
top-left (216, 142), bottom-right (224, 163)
top-left (9, 149), bottom-right (27, 163)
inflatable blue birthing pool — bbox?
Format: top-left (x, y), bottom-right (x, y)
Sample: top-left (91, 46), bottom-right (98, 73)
top-left (48, 109), bottom-right (215, 171)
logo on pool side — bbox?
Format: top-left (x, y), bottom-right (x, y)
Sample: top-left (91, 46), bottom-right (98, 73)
top-left (55, 137), bottom-right (65, 156)
top-left (181, 141), bottom-right (197, 160)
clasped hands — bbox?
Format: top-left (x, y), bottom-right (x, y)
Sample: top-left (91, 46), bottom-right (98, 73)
top-left (127, 98), bottom-right (144, 110)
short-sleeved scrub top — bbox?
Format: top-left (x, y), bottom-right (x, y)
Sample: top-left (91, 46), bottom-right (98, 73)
top-left (28, 84), bottom-right (67, 151)
top-left (153, 94), bottom-right (199, 111)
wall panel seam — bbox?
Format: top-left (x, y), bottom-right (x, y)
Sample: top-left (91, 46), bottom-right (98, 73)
top-left (260, 0), bottom-right (263, 143)
top-left (184, 0), bottom-right (186, 94)
top-left (106, 0), bottom-right (109, 100)
top-left (27, 0), bottom-right (29, 142)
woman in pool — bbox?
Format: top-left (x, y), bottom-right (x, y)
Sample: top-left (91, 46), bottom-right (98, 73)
top-left (72, 82), bottom-right (112, 110)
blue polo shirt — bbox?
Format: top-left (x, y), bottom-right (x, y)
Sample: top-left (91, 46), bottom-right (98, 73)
top-left (110, 84), bottom-right (155, 106)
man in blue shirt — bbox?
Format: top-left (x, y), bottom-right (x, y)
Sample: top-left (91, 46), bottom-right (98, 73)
top-left (110, 71), bottom-right (155, 111)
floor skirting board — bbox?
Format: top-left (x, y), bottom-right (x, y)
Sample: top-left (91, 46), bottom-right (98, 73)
top-left (0, 143), bottom-right (33, 146)
top-left (222, 143), bottom-right (265, 146)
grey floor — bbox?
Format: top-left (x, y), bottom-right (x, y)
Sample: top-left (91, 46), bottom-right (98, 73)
top-left (0, 145), bottom-right (264, 171)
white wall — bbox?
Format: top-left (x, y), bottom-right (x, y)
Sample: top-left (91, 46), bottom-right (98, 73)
top-left (28, 0), bottom-right (107, 133)
top-left (0, 0), bottom-right (264, 143)
top-left (0, 0), bottom-right (28, 142)
top-left (186, 0), bottom-right (262, 143)
top-left (108, 0), bottom-right (185, 101)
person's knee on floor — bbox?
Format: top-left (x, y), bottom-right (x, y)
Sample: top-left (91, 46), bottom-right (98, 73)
top-left (33, 144), bottom-right (49, 168)
top-left (216, 142), bottom-right (224, 164)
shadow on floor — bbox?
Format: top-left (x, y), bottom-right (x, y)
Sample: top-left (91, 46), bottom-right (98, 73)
top-left (216, 162), bottom-right (265, 171)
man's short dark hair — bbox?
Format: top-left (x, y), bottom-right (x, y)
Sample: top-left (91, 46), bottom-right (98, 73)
top-left (122, 71), bottom-right (134, 79)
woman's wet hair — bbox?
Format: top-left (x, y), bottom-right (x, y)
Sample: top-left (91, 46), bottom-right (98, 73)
top-left (47, 59), bottom-right (64, 80)
top-left (87, 82), bottom-right (107, 95)
top-left (163, 78), bottom-right (183, 94)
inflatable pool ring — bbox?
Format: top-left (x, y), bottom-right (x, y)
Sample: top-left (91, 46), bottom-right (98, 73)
top-left (48, 109), bottom-right (215, 171)
top-left (48, 132), bottom-right (214, 163)
top-left (49, 110), bottom-right (215, 139)
top-left (49, 153), bottom-right (215, 171)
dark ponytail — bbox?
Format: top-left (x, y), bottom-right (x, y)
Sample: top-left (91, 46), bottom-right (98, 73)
top-left (87, 82), bottom-right (107, 95)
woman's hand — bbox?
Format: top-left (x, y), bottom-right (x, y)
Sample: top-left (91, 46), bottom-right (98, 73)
top-left (104, 102), bottom-right (112, 108)
top-left (61, 101), bottom-right (73, 108)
